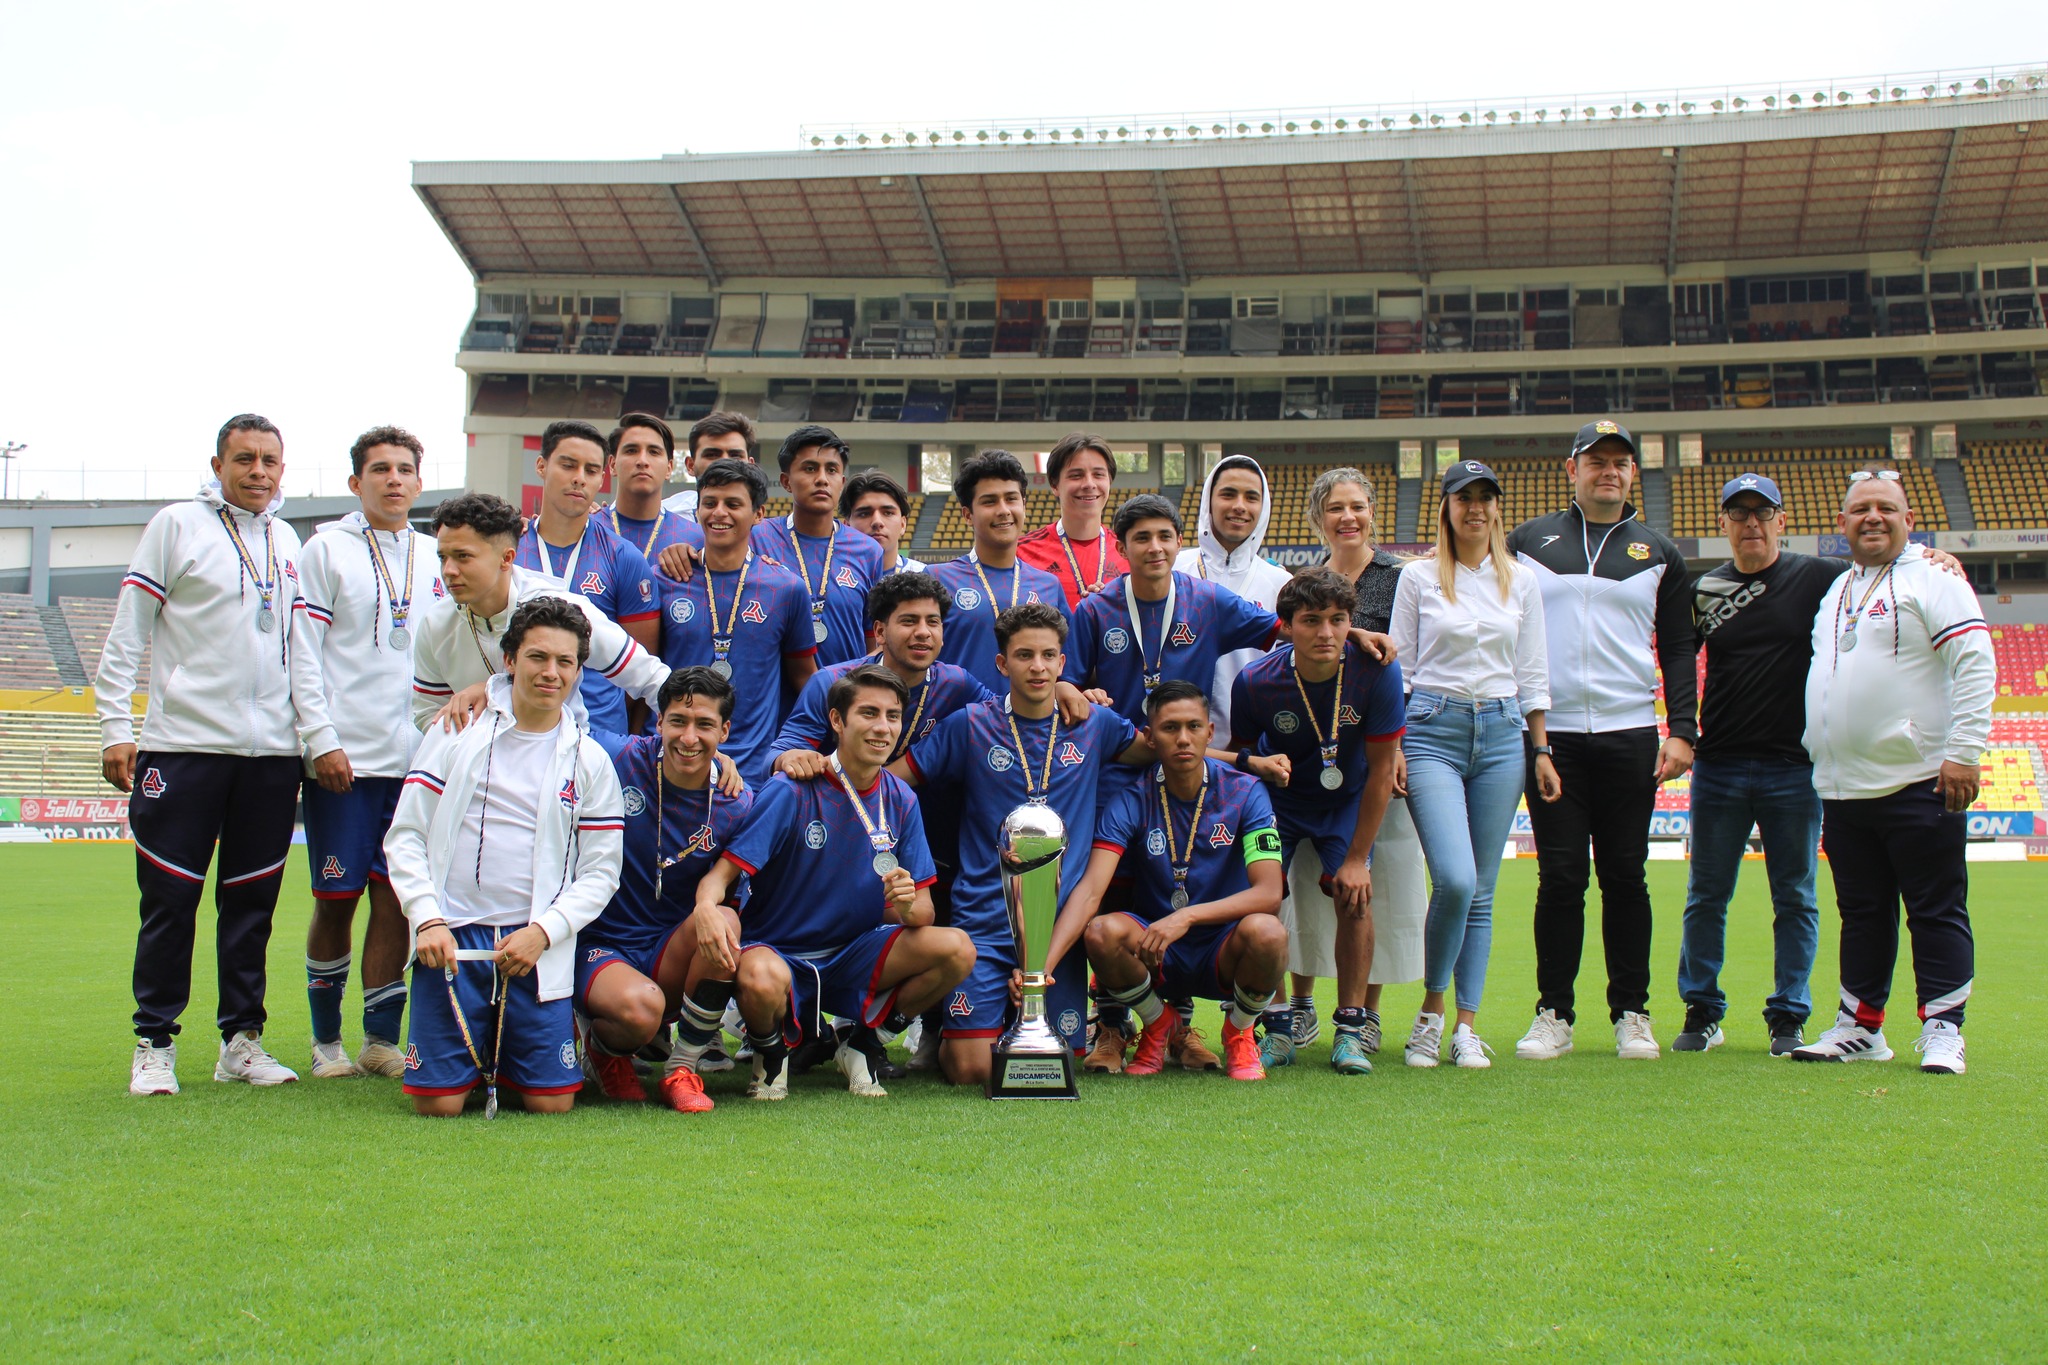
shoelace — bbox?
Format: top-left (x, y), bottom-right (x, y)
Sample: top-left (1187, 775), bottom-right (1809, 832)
top-left (1913, 1030), bottom-right (1959, 1054)
top-left (1621, 1016), bottom-right (1654, 1046)
top-left (1410, 1021), bottom-right (1443, 1055)
top-left (1452, 1032), bottom-right (1494, 1061)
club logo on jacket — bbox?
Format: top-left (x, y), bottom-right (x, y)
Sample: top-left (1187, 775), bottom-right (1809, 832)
top-left (580, 571), bottom-right (606, 595)
top-left (741, 599), bottom-right (767, 624)
top-left (139, 768), bottom-right (167, 799)
top-left (956, 588), bottom-right (983, 610)
top-left (1207, 821), bottom-right (1233, 848)
top-left (1625, 542), bottom-right (1649, 561)
top-left (1169, 622), bottom-right (1197, 647)
top-left (321, 855), bottom-right (345, 881)
top-left (558, 777), bottom-right (578, 809)
top-left (804, 820), bottom-right (828, 849)
top-left (670, 598), bottom-right (694, 625)
top-left (835, 566), bottom-right (860, 590)
top-left (1868, 600), bottom-right (1890, 619)
top-left (432, 580), bottom-right (447, 598)
top-left (1104, 628), bottom-right (1130, 654)
top-left (622, 786), bottom-right (646, 816)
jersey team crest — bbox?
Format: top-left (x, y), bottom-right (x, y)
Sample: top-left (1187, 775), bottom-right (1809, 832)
top-left (948, 990), bottom-right (972, 1018)
top-left (688, 823), bottom-right (715, 853)
top-left (1625, 542), bottom-right (1650, 560)
top-left (1057, 741), bottom-right (1085, 767)
top-left (1207, 821), bottom-right (1233, 848)
top-left (559, 777), bottom-right (578, 809)
top-left (804, 820), bottom-right (828, 849)
top-left (622, 786), bottom-right (647, 816)
top-left (1104, 627), bottom-right (1130, 654)
top-left (579, 571), bottom-right (606, 595)
top-left (834, 565), bottom-right (861, 589)
top-left (1146, 828), bottom-right (1167, 856)
top-left (1274, 711), bottom-right (1300, 734)
top-left (986, 745), bottom-right (1015, 772)
top-left (139, 767), bottom-right (167, 798)
top-left (1339, 704), bottom-right (1361, 726)
top-left (670, 598), bottom-right (694, 624)
top-left (1169, 621), bottom-right (1197, 646)
top-left (741, 599), bottom-right (767, 624)
top-left (321, 855), bottom-right (344, 881)
top-left (956, 588), bottom-right (982, 610)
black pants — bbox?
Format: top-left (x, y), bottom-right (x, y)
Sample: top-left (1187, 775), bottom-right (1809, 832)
top-left (128, 752), bottom-right (302, 1045)
top-left (1820, 782), bottom-right (1973, 1027)
top-left (1527, 727), bottom-right (1659, 1023)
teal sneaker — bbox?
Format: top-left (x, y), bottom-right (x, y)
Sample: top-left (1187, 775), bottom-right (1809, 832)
top-left (1330, 1031), bottom-right (1374, 1075)
top-left (1258, 1028), bottom-right (1296, 1069)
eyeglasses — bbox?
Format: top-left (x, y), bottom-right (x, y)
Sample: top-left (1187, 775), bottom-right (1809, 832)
top-left (1847, 469), bottom-right (1902, 485)
top-left (1721, 504), bottom-right (1780, 523)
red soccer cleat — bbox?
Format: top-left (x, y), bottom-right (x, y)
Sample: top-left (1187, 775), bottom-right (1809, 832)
top-left (1221, 1019), bottom-right (1266, 1081)
top-left (659, 1068), bottom-right (715, 1113)
top-left (1125, 1010), bottom-right (1177, 1076)
top-left (588, 1048), bottom-right (646, 1102)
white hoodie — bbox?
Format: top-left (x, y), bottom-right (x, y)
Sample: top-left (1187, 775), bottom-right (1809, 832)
top-left (296, 512), bottom-right (446, 777)
top-left (97, 483), bottom-right (338, 760)
top-left (408, 564), bottom-right (668, 732)
top-left (1175, 457), bottom-right (1292, 736)
top-left (382, 675), bottom-right (624, 1002)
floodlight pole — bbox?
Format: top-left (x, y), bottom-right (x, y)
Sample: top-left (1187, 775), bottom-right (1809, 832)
top-left (0, 442), bottom-right (25, 502)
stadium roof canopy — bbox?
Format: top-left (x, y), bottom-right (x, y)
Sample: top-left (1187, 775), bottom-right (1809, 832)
top-left (414, 80), bottom-right (2048, 284)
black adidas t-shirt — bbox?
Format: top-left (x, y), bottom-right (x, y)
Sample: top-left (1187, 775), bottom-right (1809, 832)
top-left (1692, 551), bottom-right (1849, 764)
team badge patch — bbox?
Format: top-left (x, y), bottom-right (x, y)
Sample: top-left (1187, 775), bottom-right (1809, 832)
top-left (1147, 828), bottom-right (1167, 856)
top-left (670, 598), bottom-right (694, 624)
top-left (804, 820), bottom-right (828, 849)
top-left (1868, 600), bottom-right (1890, 618)
top-left (1625, 542), bottom-right (1649, 561)
top-left (1208, 822), bottom-right (1233, 848)
top-left (1594, 419), bottom-right (1621, 436)
top-left (622, 786), bottom-right (647, 816)
top-left (638, 579), bottom-right (654, 602)
top-left (1026, 590), bottom-right (1042, 604)
top-left (1058, 1009), bottom-right (1081, 1036)
top-left (1104, 627), bottom-right (1130, 654)
top-left (1169, 621), bottom-right (1196, 647)
top-left (139, 767), bottom-right (167, 798)
top-left (740, 599), bottom-right (767, 624)
top-left (432, 579), bottom-right (447, 598)
top-left (835, 566), bottom-right (860, 589)
top-left (579, 571), bottom-right (606, 595)
top-left (1057, 741), bottom-right (1085, 767)
top-left (987, 746), bottom-right (1015, 772)
top-left (956, 588), bottom-right (982, 610)
top-left (1274, 711), bottom-right (1300, 735)
top-left (321, 855), bottom-right (344, 881)
top-left (688, 823), bottom-right (715, 853)
top-left (1339, 705), bottom-right (1361, 726)
top-left (404, 1044), bottom-right (421, 1071)
top-left (948, 990), bottom-right (972, 1018)
top-left (559, 1041), bottom-right (577, 1070)
top-left (559, 777), bottom-right (578, 809)
top-left (587, 947), bottom-right (606, 962)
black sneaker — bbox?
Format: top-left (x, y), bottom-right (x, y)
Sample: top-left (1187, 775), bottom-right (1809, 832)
top-left (1766, 1014), bottom-right (1805, 1057)
top-left (788, 1030), bottom-right (840, 1076)
top-left (1671, 1006), bottom-right (1724, 1052)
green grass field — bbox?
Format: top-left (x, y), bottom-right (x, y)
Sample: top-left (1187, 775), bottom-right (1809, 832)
top-left (2, 845), bottom-right (2042, 1361)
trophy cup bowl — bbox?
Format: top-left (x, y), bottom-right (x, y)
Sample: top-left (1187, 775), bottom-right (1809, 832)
top-left (987, 800), bottom-right (1080, 1099)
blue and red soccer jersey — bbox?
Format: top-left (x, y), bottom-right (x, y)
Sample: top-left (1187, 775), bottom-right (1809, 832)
top-left (721, 770), bottom-right (936, 959)
top-left (1064, 571), bottom-right (1278, 727)
top-left (751, 518), bottom-right (883, 669)
top-left (608, 507), bottom-right (702, 563)
top-left (1094, 760), bottom-right (1283, 916)
top-left (771, 657), bottom-right (993, 763)
top-left (657, 554), bottom-right (816, 786)
top-left (1229, 641), bottom-right (1406, 817)
top-left (927, 555), bottom-right (1072, 695)
top-left (517, 518), bottom-right (660, 736)
top-left (583, 734), bottom-right (756, 968)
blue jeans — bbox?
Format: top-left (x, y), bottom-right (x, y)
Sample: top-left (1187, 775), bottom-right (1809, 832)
top-left (1676, 756), bottom-right (1821, 1025)
top-left (1402, 693), bottom-right (1526, 1014)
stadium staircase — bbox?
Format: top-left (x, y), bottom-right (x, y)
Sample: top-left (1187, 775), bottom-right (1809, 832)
top-left (37, 607), bottom-right (88, 688)
top-left (1639, 467), bottom-right (1672, 537)
top-left (1934, 460), bottom-right (1976, 531)
top-left (910, 494), bottom-right (949, 556)
top-left (1395, 475), bottom-right (1422, 543)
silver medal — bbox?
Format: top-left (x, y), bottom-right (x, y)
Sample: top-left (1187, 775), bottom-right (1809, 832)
top-left (1319, 766), bottom-right (1344, 790)
top-left (1169, 888), bottom-right (1190, 910)
top-left (813, 619), bottom-right (829, 643)
top-left (389, 625), bottom-right (410, 650)
top-left (872, 850), bottom-right (898, 876)
top-left (710, 659), bottom-right (733, 679)
top-left (257, 607), bottom-right (276, 633)
top-left (1839, 629), bottom-right (1857, 653)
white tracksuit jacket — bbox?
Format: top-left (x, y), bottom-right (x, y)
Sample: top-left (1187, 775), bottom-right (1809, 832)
top-left (1175, 458), bottom-right (1292, 737)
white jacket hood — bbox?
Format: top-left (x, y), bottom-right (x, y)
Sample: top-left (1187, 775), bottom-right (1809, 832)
top-left (1187, 455), bottom-right (1275, 590)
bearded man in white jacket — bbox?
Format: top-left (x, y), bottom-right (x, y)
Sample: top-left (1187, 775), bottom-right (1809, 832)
top-left (383, 597), bottom-right (625, 1116)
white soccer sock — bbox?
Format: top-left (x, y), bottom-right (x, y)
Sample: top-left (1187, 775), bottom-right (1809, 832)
top-left (1229, 984), bottom-right (1275, 1031)
top-left (1105, 974), bottom-right (1165, 1026)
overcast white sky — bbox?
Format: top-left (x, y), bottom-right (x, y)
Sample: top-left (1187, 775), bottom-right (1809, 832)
top-left (0, 2), bottom-right (2033, 501)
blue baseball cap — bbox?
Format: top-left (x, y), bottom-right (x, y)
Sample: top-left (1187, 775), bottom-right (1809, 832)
top-left (1719, 472), bottom-right (1783, 507)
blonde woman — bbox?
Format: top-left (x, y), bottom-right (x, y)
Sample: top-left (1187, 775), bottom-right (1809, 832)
top-left (1390, 461), bottom-right (1560, 1068)
top-left (1267, 468), bottom-right (1428, 1059)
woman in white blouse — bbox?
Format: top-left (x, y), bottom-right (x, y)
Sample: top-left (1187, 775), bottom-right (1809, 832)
top-left (1390, 461), bottom-right (1562, 1068)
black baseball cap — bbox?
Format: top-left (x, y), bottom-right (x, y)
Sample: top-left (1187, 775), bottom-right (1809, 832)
top-left (1571, 419), bottom-right (1638, 457)
top-left (1441, 459), bottom-right (1502, 496)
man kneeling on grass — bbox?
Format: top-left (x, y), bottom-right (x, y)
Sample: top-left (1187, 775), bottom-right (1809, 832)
top-left (691, 666), bottom-right (975, 1100)
top-left (1030, 680), bottom-right (1290, 1081)
top-left (384, 598), bottom-right (625, 1116)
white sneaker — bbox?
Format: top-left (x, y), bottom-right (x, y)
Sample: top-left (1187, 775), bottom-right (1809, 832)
top-left (1404, 1012), bottom-right (1443, 1068)
top-left (1914, 1019), bottom-right (1966, 1075)
top-left (1451, 1024), bottom-right (1494, 1069)
top-left (1790, 1017), bottom-right (1893, 1063)
top-left (356, 1039), bottom-right (407, 1078)
top-left (835, 1039), bottom-right (889, 1098)
top-left (309, 1039), bottom-right (362, 1078)
top-left (747, 1052), bottom-right (789, 1101)
top-left (1615, 1011), bottom-right (1660, 1060)
top-left (214, 1031), bottom-right (299, 1086)
top-left (1516, 1009), bottom-right (1574, 1060)
top-left (130, 1041), bottom-right (178, 1095)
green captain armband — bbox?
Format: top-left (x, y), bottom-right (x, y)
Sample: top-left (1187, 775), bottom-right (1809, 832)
top-left (1243, 827), bottom-right (1284, 868)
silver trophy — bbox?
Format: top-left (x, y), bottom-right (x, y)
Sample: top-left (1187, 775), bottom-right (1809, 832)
top-left (987, 801), bottom-right (1080, 1099)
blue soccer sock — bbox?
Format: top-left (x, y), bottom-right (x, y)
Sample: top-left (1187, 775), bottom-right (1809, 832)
top-left (361, 980), bottom-right (405, 1045)
top-left (1332, 1005), bottom-right (1368, 1037)
top-left (306, 955), bottom-right (350, 1044)
top-left (1102, 974), bottom-right (1165, 1027)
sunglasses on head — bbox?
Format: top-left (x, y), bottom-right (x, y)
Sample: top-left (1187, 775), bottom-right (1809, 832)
top-left (1847, 469), bottom-right (1902, 485)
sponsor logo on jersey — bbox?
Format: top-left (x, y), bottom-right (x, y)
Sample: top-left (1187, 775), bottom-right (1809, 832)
top-left (670, 598), bottom-right (693, 624)
top-left (1541, 535), bottom-right (1561, 547)
top-left (835, 566), bottom-right (861, 589)
top-left (948, 990), bottom-right (973, 1018)
top-left (580, 571), bottom-right (606, 595)
top-left (1146, 828), bottom-right (1167, 856)
top-left (1057, 741), bottom-right (1085, 767)
top-left (987, 745), bottom-right (1015, 772)
top-left (321, 855), bottom-right (344, 881)
top-left (956, 588), bottom-right (982, 610)
top-left (1625, 542), bottom-right (1649, 560)
top-left (1207, 821), bottom-right (1233, 848)
top-left (804, 819), bottom-right (828, 849)
top-left (741, 599), bottom-right (767, 624)
top-left (1103, 627), bottom-right (1130, 654)
top-left (559, 777), bottom-right (578, 808)
top-left (1274, 711), bottom-right (1300, 735)
top-left (1694, 576), bottom-right (1764, 637)
top-left (638, 578), bottom-right (653, 602)
top-left (1169, 621), bottom-right (1196, 647)
top-left (139, 767), bottom-right (167, 799)
top-left (1339, 705), bottom-right (1361, 726)
top-left (622, 786), bottom-right (647, 816)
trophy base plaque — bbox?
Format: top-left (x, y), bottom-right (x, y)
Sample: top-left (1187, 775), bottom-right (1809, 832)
top-left (985, 1045), bottom-right (1079, 1100)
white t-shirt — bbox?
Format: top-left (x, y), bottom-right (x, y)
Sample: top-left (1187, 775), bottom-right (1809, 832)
top-left (441, 722), bottom-right (558, 928)
top-left (1390, 556), bottom-right (1552, 715)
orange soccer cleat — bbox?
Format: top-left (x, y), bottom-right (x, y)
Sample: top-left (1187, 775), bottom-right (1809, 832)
top-left (659, 1067), bottom-right (715, 1113)
top-left (588, 1048), bottom-right (646, 1102)
top-left (1220, 1019), bottom-right (1267, 1081)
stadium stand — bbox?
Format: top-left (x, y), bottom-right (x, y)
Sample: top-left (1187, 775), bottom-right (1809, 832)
top-left (0, 712), bottom-right (107, 799)
top-left (1669, 449), bottom-right (1949, 537)
top-left (1964, 441), bottom-right (2048, 528)
top-left (925, 488), bottom-right (1060, 553)
top-left (1990, 624), bottom-right (2048, 699)
top-left (0, 596), bottom-right (63, 689)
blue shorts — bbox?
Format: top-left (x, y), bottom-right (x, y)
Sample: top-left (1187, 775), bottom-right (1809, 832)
top-left (1116, 910), bottom-right (1235, 1001)
top-left (303, 775), bottom-right (403, 897)
top-left (941, 931), bottom-right (1088, 1053)
top-left (572, 933), bottom-right (683, 1013)
top-left (1273, 796), bottom-right (1363, 886)
top-left (403, 924), bottom-right (581, 1097)
top-left (741, 925), bottom-right (904, 1047)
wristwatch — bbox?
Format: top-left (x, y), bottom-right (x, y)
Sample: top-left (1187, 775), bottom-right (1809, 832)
top-left (1531, 744), bottom-right (1554, 757)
